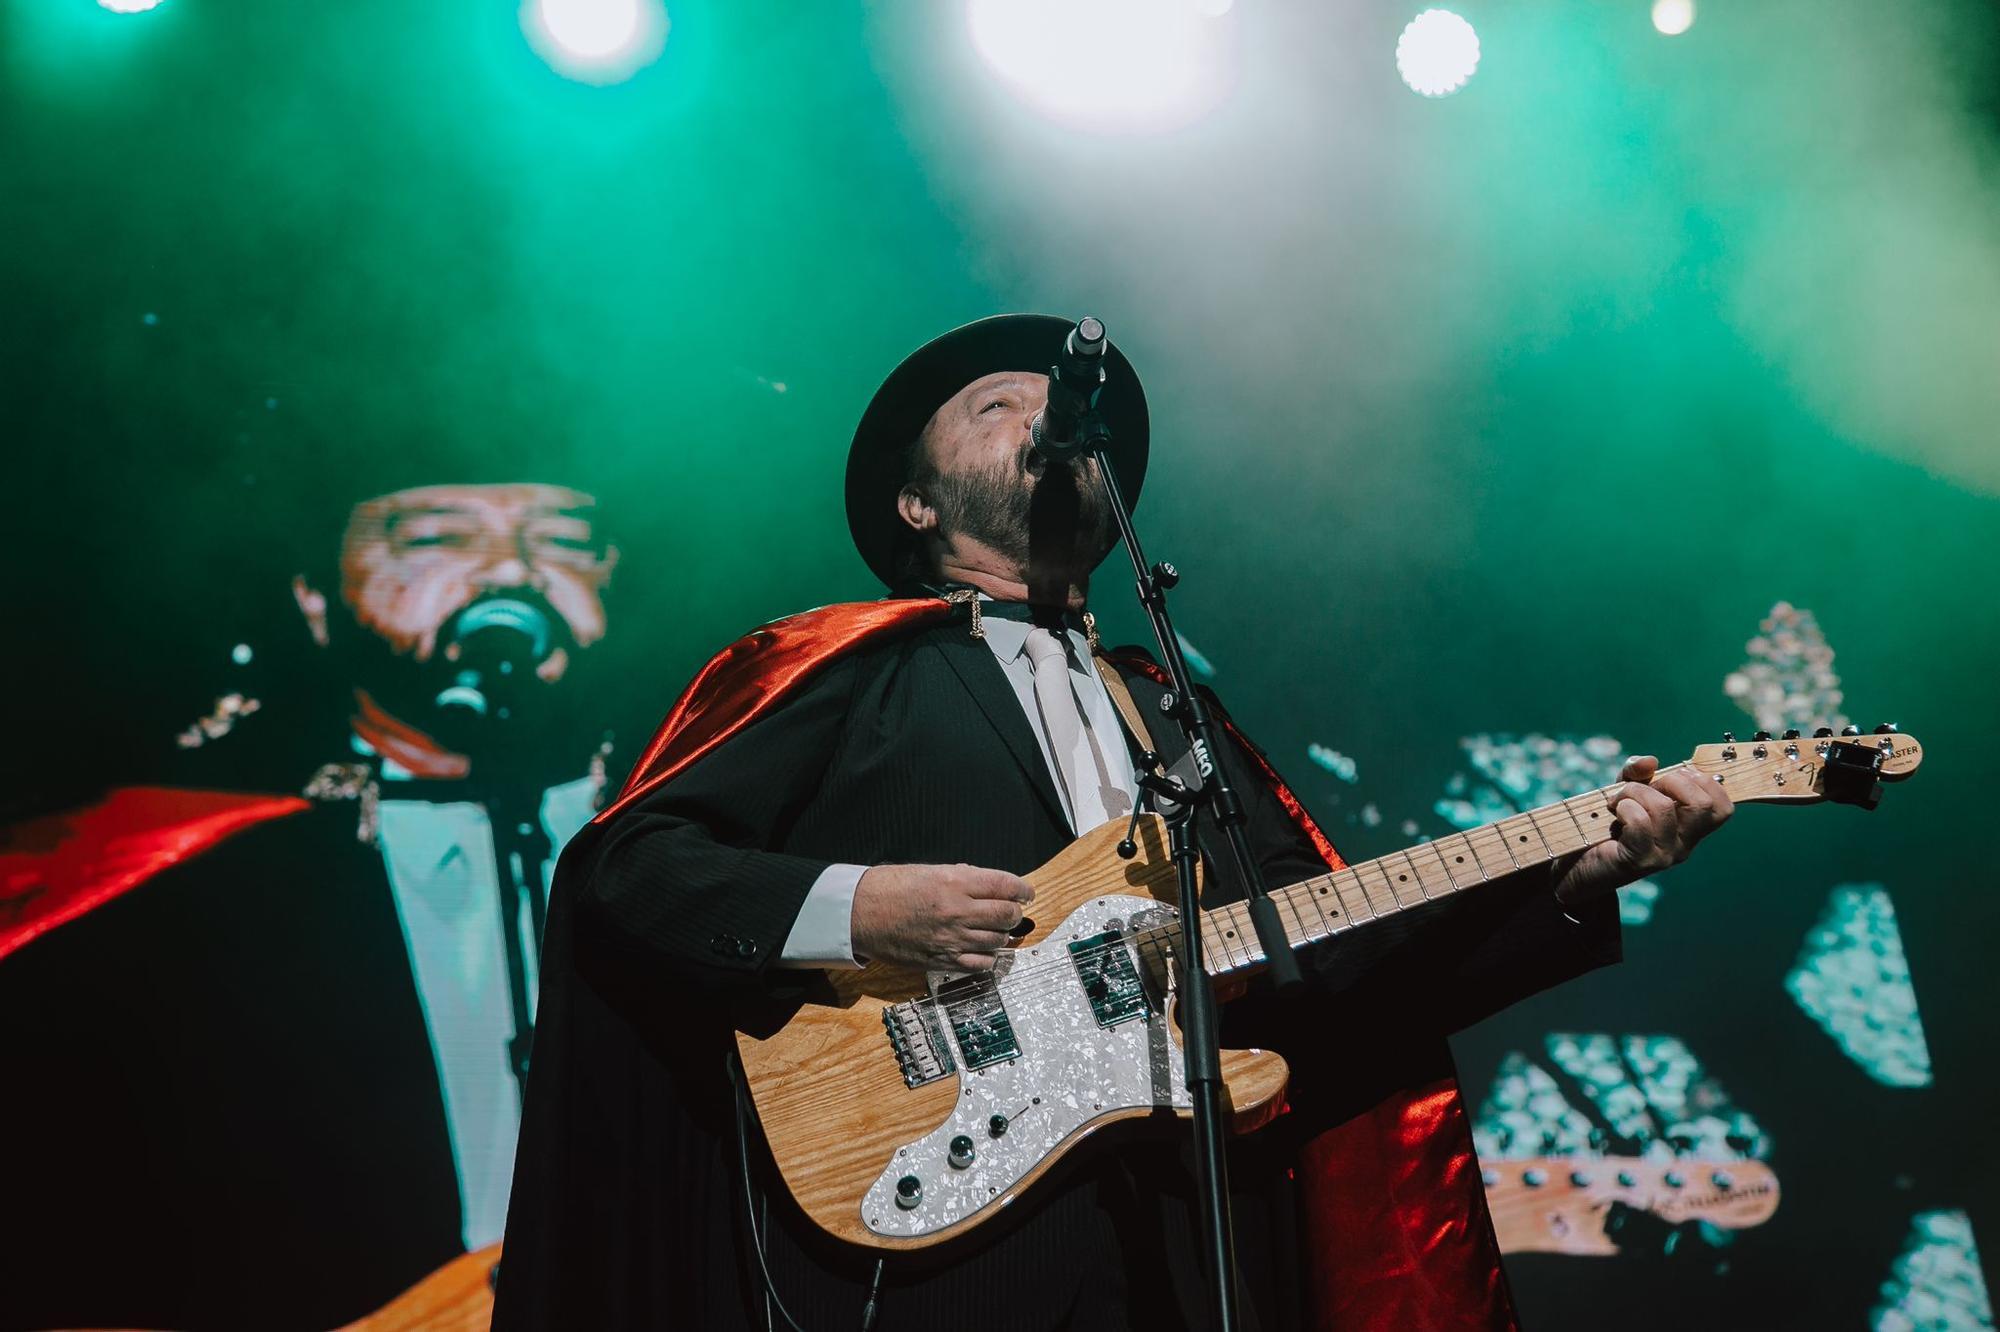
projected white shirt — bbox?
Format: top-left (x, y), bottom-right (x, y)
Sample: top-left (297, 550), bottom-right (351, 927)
top-left (375, 770), bottom-right (598, 1251)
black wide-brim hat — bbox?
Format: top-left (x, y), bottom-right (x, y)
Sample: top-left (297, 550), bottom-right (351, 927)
top-left (846, 313), bottom-right (1150, 589)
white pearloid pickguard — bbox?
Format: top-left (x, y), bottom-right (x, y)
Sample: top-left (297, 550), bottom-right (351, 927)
top-left (860, 894), bottom-right (1185, 1239)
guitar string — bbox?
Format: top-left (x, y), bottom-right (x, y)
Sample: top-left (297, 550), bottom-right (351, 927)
top-left (934, 743), bottom-right (1852, 1014)
top-left (918, 754), bottom-right (1782, 1016)
top-left (925, 761), bottom-right (1701, 1009)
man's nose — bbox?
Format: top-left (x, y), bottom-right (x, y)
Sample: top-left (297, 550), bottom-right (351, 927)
top-left (476, 554), bottom-right (532, 587)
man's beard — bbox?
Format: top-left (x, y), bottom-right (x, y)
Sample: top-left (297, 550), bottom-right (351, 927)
top-left (932, 447), bottom-right (1117, 589)
top-left (324, 586), bottom-right (591, 770)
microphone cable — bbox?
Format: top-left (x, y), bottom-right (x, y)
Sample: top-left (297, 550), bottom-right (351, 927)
top-left (727, 1050), bottom-right (888, 1332)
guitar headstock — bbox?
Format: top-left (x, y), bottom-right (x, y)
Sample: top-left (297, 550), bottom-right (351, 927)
top-left (1483, 1156), bottom-right (1780, 1256)
top-left (1686, 725), bottom-right (1922, 807)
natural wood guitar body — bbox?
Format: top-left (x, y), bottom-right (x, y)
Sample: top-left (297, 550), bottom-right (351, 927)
top-left (737, 728), bottom-right (1922, 1252)
top-left (735, 815), bottom-right (1289, 1251)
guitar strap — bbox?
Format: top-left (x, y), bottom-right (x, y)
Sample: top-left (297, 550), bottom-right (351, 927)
top-left (1090, 655), bottom-right (1164, 778)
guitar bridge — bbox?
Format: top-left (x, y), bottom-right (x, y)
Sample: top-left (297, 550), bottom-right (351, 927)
top-left (882, 999), bottom-right (956, 1088)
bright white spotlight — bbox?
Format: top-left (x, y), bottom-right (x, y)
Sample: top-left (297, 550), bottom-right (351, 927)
top-left (546, 0), bottom-right (637, 56)
top-left (522, 0), bottom-right (668, 85)
top-left (98, 0), bottom-right (167, 11)
top-left (1652, 0), bottom-right (1695, 36)
top-left (1396, 9), bottom-right (1480, 98)
top-left (967, 0), bottom-right (1235, 133)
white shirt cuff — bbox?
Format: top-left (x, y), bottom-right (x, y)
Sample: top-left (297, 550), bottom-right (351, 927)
top-left (776, 862), bottom-right (867, 968)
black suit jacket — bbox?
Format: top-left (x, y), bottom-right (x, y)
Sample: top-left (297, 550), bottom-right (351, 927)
top-left (0, 805), bottom-right (467, 1331)
top-left (493, 608), bottom-right (1619, 1332)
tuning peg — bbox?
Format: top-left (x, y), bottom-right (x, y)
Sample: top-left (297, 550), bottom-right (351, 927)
top-left (1782, 729), bottom-right (1801, 740)
top-left (1753, 730), bottom-right (1772, 742)
top-left (1840, 724), bottom-right (1861, 737)
top-left (1814, 727), bottom-right (1834, 738)
top-left (1721, 731), bottom-right (1735, 743)
top-left (1873, 722), bottom-right (1898, 734)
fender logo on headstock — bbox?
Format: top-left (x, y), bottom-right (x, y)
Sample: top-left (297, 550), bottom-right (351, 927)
top-left (1483, 1157), bottom-right (1780, 1257)
top-left (1688, 726), bottom-right (1923, 807)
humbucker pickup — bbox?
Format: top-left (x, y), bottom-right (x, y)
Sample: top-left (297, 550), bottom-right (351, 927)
top-left (940, 980), bottom-right (1021, 1071)
top-left (1070, 925), bottom-right (1148, 1028)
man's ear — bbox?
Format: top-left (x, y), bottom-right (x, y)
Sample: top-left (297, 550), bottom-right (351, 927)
top-left (896, 484), bottom-right (937, 537)
top-left (292, 575), bottom-right (331, 648)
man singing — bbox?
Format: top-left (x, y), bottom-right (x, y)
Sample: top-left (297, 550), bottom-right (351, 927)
top-left (0, 481), bottom-right (620, 1327)
top-left (494, 316), bottom-right (1732, 1331)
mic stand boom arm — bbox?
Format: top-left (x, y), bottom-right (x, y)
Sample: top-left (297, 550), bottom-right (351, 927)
top-left (1077, 407), bottom-right (1303, 1332)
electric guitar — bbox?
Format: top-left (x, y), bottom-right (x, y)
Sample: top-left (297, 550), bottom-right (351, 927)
top-left (337, 1245), bottom-right (500, 1331)
top-left (736, 727), bottom-right (1921, 1251)
top-left (1483, 1156), bottom-right (1780, 1255)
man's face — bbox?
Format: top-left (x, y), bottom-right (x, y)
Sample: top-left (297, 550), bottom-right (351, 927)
top-left (910, 371), bottom-right (1115, 578)
top-left (337, 484), bottom-right (618, 677)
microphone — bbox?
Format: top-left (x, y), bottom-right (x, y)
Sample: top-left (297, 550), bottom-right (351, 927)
top-left (432, 594), bottom-right (559, 733)
top-left (1029, 316), bottom-right (1109, 463)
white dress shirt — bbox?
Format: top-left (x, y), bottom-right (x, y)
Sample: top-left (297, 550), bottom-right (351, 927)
top-left (776, 609), bottom-right (1141, 968)
top-left (374, 767), bottom-right (599, 1249)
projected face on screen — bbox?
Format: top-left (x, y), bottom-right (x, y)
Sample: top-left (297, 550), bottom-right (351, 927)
top-left (279, 483), bottom-right (624, 1247)
top-left (332, 483), bottom-right (618, 683)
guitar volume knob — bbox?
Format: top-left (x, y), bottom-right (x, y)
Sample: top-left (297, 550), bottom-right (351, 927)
top-left (948, 1135), bottom-right (976, 1169)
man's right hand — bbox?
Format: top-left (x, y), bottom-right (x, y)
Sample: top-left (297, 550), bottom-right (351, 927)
top-left (850, 864), bottom-right (1035, 973)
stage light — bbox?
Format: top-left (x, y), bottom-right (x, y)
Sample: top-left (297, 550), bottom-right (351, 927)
top-left (966, 0), bottom-right (1234, 133)
top-left (521, 0), bottom-right (669, 85)
top-left (1786, 885), bottom-right (1932, 1088)
top-left (98, 0), bottom-right (167, 11)
top-left (545, 0), bottom-right (636, 57)
top-left (1396, 9), bottom-right (1481, 98)
top-left (1652, 0), bottom-right (1696, 36)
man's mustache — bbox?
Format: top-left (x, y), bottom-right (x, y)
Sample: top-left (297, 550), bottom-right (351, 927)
top-left (1025, 458), bottom-right (1114, 556)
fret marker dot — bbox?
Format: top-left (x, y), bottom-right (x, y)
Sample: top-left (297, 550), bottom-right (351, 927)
top-left (1398, 874), bottom-right (1408, 882)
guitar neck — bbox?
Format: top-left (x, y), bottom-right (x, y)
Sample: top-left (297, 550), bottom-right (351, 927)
top-left (1191, 766), bottom-right (1685, 977)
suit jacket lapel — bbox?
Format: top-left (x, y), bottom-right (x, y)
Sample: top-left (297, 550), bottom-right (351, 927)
top-left (926, 630), bottom-right (1071, 831)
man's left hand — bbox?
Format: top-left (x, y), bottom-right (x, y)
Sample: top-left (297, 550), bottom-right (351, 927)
top-left (1551, 755), bottom-right (1734, 911)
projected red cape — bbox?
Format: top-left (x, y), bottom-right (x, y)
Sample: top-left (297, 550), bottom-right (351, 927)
top-left (608, 597), bottom-right (1516, 1332)
top-left (0, 787), bottom-right (308, 963)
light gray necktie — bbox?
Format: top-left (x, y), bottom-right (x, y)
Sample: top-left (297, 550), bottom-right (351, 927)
top-left (1022, 626), bottom-right (1129, 834)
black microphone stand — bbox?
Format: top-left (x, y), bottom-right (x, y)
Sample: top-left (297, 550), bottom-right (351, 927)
top-left (1065, 392), bottom-right (1303, 1332)
top-left (486, 785), bottom-right (551, 1100)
